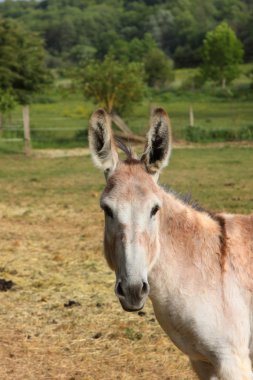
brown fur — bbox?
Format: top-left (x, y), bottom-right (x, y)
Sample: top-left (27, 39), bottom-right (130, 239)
top-left (213, 214), bottom-right (228, 272)
top-left (223, 214), bottom-right (253, 290)
top-left (102, 161), bottom-right (159, 202)
top-left (156, 191), bottom-right (223, 289)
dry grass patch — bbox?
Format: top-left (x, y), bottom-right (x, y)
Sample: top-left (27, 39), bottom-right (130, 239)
top-left (0, 202), bottom-right (194, 380)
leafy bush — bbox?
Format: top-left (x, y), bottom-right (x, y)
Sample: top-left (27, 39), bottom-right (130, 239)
top-left (144, 48), bottom-right (174, 88)
top-left (74, 129), bottom-right (88, 142)
top-left (32, 95), bottom-right (56, 104)
top-left (184, 125), bottom-right (253, 142)
top-left (181, 72), bottom-right (205, 91)
top-left (211, 87), bottom-right (234, 99)
top-left (0, 89), bottom-right (16, 115)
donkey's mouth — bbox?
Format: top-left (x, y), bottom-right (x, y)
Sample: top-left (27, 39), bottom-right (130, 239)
top-left (115, 279), bottom-right (150, 313)
top-left (119, 300), bottom-right (145, 313)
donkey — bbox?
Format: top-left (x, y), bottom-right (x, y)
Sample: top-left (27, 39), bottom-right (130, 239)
top-left (89, 107), bottom-right (253, 380)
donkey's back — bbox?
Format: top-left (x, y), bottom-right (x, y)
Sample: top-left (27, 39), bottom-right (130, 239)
top-left (223, 213), bottom-right (253, 291)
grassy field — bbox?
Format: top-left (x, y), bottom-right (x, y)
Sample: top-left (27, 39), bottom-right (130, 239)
top-left (1, 65), bottom-right (253, 150)
top-left (0, 145), bottom-right (252, 379)
top-left (2, 94), bottom-right (253, 150)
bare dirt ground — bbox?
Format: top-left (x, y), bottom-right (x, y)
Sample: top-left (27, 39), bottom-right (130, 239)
top-left (0, 154), bottom-right (197, 380)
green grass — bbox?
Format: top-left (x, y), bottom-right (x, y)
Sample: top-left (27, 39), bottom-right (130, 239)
top-left (1, 91), bottom-right (94, 148)
top-left (126, 98), bottom-right (253, 140)
top-left (183, 124), bottom-right (253, 142)
top-left (161, 147), bottom-right (253, 214)
top-left (173, 63), bottom-right (253, 87)
top-left (1, 64), bottom-right (253, 149)
top-left (0, 147), bottom-right (252, 214)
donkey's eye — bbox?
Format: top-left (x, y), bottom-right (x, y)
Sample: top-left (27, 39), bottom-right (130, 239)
top-left (103, 205), bottom-right (113, 219)
top-left (151, 205), bottom-right (160, 217)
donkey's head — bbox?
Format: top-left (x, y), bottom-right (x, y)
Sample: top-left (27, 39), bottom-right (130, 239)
top-left (89, 108), bottom-right (171, 311)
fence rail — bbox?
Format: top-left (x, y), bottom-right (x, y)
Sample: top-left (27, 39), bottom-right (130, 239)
top-left (0, 126), bottom-right (88, 150)
top-left (1, 138), bottom-right (23, 142)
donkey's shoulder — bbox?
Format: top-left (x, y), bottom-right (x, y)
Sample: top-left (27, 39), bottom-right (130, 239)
top-left (222, 212), bottom-right (253, 237)
top-left (221, 213), bottom-right (253, 290)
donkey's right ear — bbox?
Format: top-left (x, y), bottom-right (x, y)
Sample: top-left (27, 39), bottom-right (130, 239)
top-left (141, 108), bottom-right (172, 181)
top-left (89, 109), bottom-right (118, 176)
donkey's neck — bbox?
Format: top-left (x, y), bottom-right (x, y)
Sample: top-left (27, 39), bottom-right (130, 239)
top-left (149, 189), bottom-right (223, 296)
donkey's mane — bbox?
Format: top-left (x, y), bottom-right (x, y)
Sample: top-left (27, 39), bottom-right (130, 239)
top-left (163, 186), bottom-right (212, 216)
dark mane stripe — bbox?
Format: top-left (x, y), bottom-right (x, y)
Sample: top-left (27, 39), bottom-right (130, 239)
top-left (162, 186), bottom-right (212, 216)
top-left (212, 214), bottom-right (228, 272)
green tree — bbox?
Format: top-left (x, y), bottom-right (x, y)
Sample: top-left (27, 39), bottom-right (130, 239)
top-left (109, 34), bottom-right (157, 64)
top-left (1, 0), bottom-right (252, 69)
top-left (108, 34), bottom-right (174, 89)
top-left (0, 89), bottom-right (16, 131)
top-left (201, 22), bottom-right (244, 87)
top-left (0, 18), bottom-right (51, 153)
top-left (144, 48), bottom-right (174, 88)
top-left (246, 67), bottom-right (253, 90)
top-left (81, 54), bottom-right (145, 115)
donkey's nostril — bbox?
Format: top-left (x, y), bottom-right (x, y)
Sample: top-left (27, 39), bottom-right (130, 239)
top-left (116, 280), bottom-right (149, 301)
top-left (116, 281), bottom-right (125, 298)
top-left (141, 281), bottom-right (149, 296)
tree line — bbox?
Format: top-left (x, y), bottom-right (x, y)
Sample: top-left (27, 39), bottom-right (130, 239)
top-left (0, 0), bottom-right (252, 68)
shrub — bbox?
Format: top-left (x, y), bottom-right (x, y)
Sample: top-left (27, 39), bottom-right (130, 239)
top-left (184, 125), bottom-right (253, 142)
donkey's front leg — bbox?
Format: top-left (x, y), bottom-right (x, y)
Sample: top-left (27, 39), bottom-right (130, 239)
top-left (217, 354), bottom-right (253, 380)
top-left (190, 360), bottom-right (218, 380)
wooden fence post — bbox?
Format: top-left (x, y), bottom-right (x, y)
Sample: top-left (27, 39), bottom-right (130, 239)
top-left (0, 112), bottom-right (3, 132)
top-left (23, 105), bottom-right (31, 155)
top-left (189, 106), bottom-right (194, 127)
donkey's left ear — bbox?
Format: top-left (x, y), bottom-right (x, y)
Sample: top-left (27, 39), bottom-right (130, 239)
top-left (89, 109), bottom-right (118, 177)
top-left (141, 108), bottom-right (172, 181)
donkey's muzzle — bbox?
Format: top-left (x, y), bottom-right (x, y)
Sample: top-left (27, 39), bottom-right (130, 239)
top-left (115, 280), bottom-right (150, 312)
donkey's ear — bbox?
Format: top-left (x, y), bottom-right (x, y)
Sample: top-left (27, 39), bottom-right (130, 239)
top-left (141, 108), bottom-right (172, 181)
top-left (89, 109), bottom-right (118, 176)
